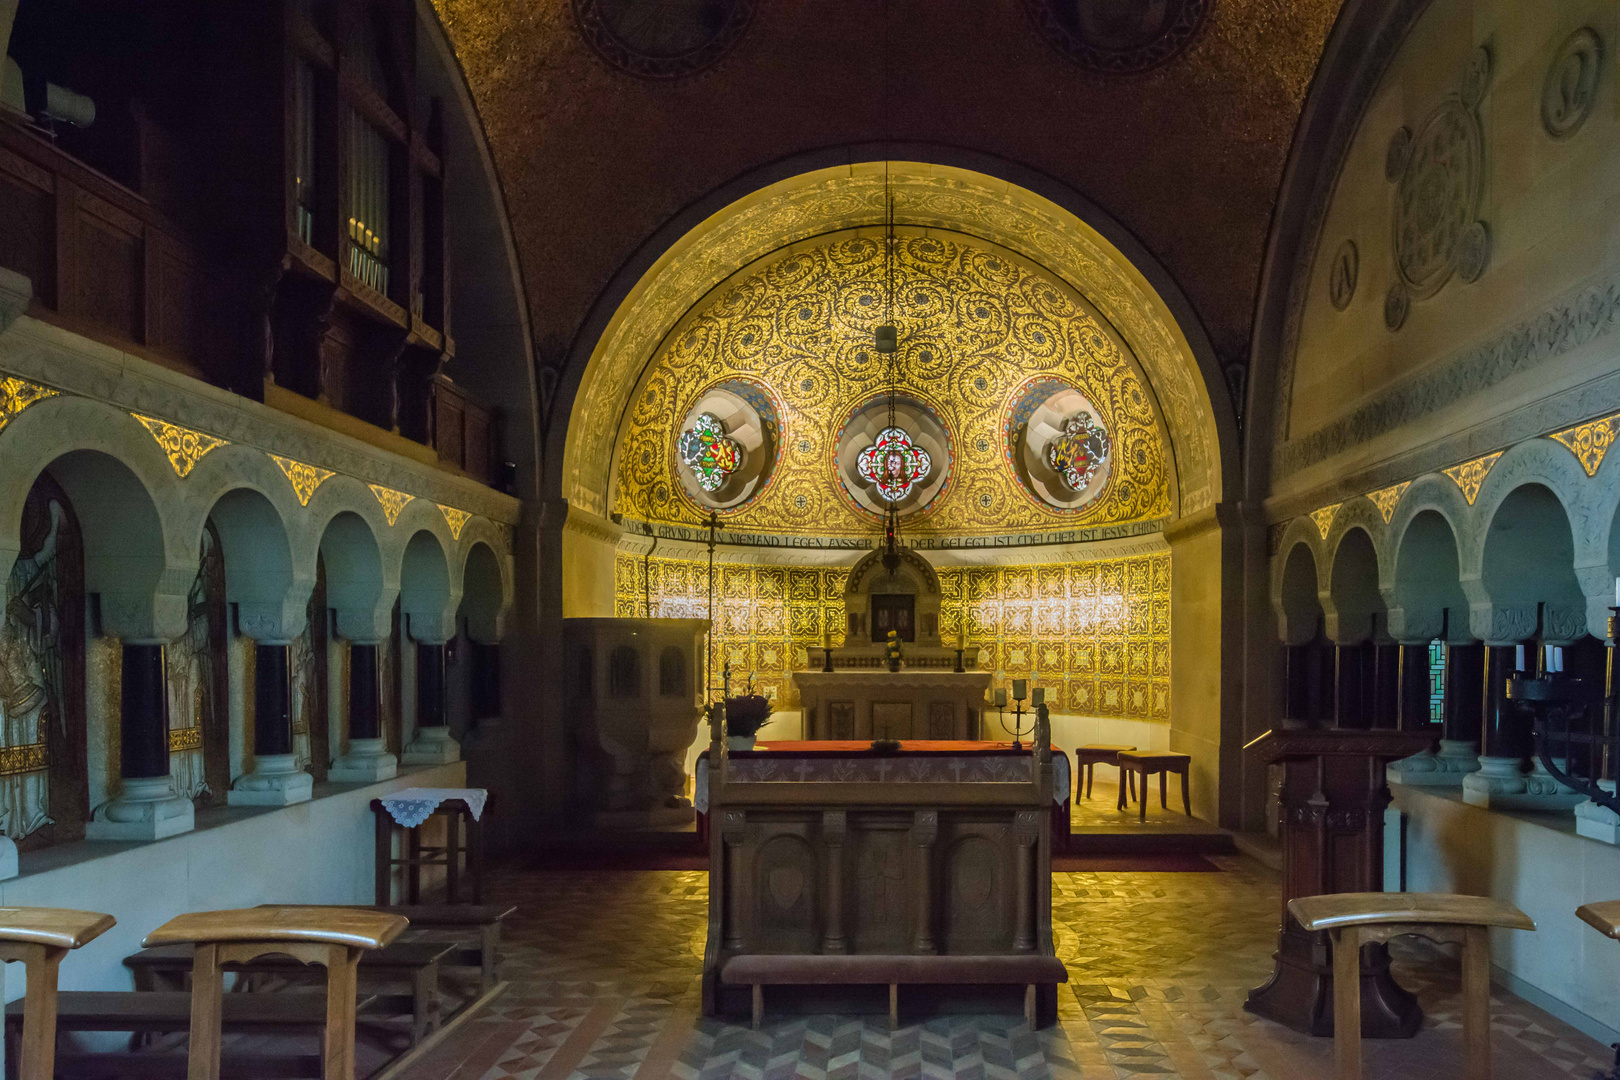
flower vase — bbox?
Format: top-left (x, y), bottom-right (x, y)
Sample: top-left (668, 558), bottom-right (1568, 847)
top-left (726, 734), bottom-right (756, 752)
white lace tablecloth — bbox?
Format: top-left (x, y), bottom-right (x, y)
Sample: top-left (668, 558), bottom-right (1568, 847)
top-left (377, 787), bottom-right (488, 828)
top-left (696, 753), bottom-right (1068, 813)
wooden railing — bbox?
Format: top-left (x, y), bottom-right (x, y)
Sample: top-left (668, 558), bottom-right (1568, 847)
top-left (432, 374), bottom-right (499, 487)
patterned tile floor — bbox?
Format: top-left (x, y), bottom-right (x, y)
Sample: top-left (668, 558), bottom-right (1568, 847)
top-left (397, 852), bottom-right (1616, 1080)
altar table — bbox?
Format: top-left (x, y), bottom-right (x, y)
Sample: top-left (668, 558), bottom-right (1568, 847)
top-left (700, 732), bottom-right (1066, 1026)
top-left (696, 742), bottom-right (1072, 852)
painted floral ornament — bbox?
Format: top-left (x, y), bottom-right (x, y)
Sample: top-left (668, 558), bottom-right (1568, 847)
top-left (1045, 413), bottom-right (1110, 492)
top-left (678, 413), bottom-right (742, 492)
top-left (857, 426), bottom-right (931, 502)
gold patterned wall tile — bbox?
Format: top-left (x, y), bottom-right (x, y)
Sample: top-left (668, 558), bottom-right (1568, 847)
top-left (1549, 413), bottom-right (1620, 477)
top-left (1442, 451), bottom-right (1503, 505)
top-left (1309, 502), bottom-right (1341, 539)
top-left (438, 504), bottom-right (472, 540)
top-left (269, 454), bottom-right (336, 506)
top-left (0, 376), bottom-right (58, 435)
top-left (621, 548), bottom-right (1169, 720)
top-left (368, 483), bottom-right (415, 525)
top-left (1366, 481), bottom-right (1411, 524)
top-left (787, 568), bottom-right (821, 601)
top-left (132, 413), bottom-right (227, 478)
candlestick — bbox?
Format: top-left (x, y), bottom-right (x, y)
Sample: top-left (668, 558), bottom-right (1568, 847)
top-left (1012, 678), bottom-right (1027, 701)
top-left (994, 688), bottom-right (1008, 709)
top-left (1031, 687), bottom-right (1044, 706)
top-left (1515, 644), bottom-right (1525, 672)
top-left (957, 621), bottom-right (966, 650)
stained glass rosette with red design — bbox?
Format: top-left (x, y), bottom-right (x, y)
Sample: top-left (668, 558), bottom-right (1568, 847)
top-left (678, 413), bottom-right (742, 492)
top-left (1045, 413), bottom-right (1110, 492)
top-left (856, 426), bottom-right (931, 503)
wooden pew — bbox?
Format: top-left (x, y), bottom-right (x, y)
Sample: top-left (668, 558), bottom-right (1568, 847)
top-left (0, 906), bottom-right (115, 1080)
top-left (261, 902), bottom-right (515, 992)
top-left (124, 938), bottom-right (454, 1045)
top-left (146, 906), bottom-right (406, 1080)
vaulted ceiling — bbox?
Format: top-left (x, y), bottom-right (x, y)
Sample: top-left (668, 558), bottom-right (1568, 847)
top-left (432, 0), bottom-right (1343, 383)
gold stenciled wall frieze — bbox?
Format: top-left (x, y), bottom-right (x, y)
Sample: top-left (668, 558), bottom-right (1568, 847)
top-left (615, 233), bottom-right (1171, 541)
top-left (132, 413), bottom-right (228, 478)
top-left (1549, 413), bottom-right (1620, 477)
top-left (616, 550), bottom-right (1170, 722)
top-left (270, 454), bottom-right (336, 506)
top-left (369, 483), bottom-right (415, 525)
top-left (0, 376), bottom-right (58, 435)
top-left (0, 742), bottom-right (48, 776)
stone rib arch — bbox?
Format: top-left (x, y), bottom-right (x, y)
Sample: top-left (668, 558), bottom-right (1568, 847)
top-left (1325, 525), bottom-right (1386, 645)
top-left (1273, 528), bottom-right (1326, 646)
top-left (203, 487), bottom-right (305, 643)
top-left (318, 511), bottom-right (392, 645)
top-left (552, 151), bottom-right (1235, 535)
top-left (1384, 506), bottom-right (1471, 645)
top-left (1470, 479), bottom-right (1587, 645)
top-left (1461, 440), bottom-right (1597, 580)
top-left (459, 541), bottom-right (506, 644)
top-left (400, 529), bottom-right (459, 645)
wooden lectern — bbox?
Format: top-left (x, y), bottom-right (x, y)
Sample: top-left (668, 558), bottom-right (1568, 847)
top-left (1242, 727), bottom-right (1435, 1037)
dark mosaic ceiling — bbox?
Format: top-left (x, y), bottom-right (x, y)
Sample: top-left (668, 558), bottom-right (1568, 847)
top-left (432, 0), bottom-right (1343, 377)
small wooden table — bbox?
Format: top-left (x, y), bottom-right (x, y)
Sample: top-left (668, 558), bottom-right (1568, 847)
top-left (1115, 751), bottom-right (1191, 819)
top-left (1075, 744), bottom-right (1136, 800)
top-left (371, 795), bottom-right (487, 905)
top-left (144, 905), bottom-right (408, 1080)
top-left (1289, 892), bottom-right (1535, 1080)
top-left (0, 906), bottom-right (115, 1080)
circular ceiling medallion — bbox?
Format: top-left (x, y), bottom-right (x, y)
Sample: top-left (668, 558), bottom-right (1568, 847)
top-left (834, 395), bottom-right (954, 520)
top-left (1542, 28), bottom-right (1603, 141)
top-left (574, 0), bottom-right (757, 79)
top-left (1391, 97), bottom-right (1484, 300)
top-left (1024, 0), bottom-right (1211, 75)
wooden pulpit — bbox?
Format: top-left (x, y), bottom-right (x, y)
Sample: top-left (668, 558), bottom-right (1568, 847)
top-left (1242, 727), bottom-right (1435, 1037)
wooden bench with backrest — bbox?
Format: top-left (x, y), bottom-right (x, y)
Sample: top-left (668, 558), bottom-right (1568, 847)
top-left (124, 937), bottom-right (455, 1046)
top-left (10, 906), bottom-right (407, 1080)
top-left (720, 953), bottom-right (1068, 1030)
top-left (0, 906), bottom-right (116, 1080)
top-left (261, 902), bottom-right (516, 992)
top-left (1289, 892), bottom-right (1535, 1080)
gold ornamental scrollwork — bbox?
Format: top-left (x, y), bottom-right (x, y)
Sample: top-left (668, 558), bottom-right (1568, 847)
top-left (0, 742), bottom-right (48, 776)
top-left (615, 233), bottom-right (1170, 541)
top-left (368, 483), bottom-right (415, 526)
top-left (1366, 482), bottom-right (1410, 524)
top-left (168, 727), bottom-right (203, 752)
top-left (132, 414), bottom-right (228, 478)
top-left (1442, 451), bottom-right (1503, 505)
top-left (269, 454), bottom-right (336, 506)
top-left (0, 376), bottom-right (58, 435)
top-left (1548, 413), bottom-right (1620, 477)
top-left (437, 504), bottom-right (472, 540)
top-left (1308, 504), bottom-right (1341, 540)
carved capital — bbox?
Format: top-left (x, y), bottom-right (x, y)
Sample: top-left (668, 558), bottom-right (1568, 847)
top-left (1386, 605), bottom-right (1445, 645)
top-left (1471, 602), bottom-right (1537, 645)
top-left (1014, 809), bottom-right (1041, 844)
top-left (1543, 602), bottom-right (1588, 645)
top-left (719, 809), bottom-right (747, 844)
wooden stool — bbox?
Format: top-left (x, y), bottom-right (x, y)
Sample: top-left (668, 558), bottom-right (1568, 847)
top-left (1289, 892), bottom-right (1535, 1080)
top-left (1115, 751), bottom-right (1191, 820)
top-left (372, 796), bottom-right (487, 905)
top-left (143, 905), bottom-right (407, 1080)
top-left (0, 907), bottom-right (115, 1080)
top-left (1075, 744), bottom-right (1136, 800)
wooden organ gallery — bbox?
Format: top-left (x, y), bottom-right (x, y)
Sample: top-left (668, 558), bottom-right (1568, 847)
top-left (2, 0), bottom-right (1620, 1075)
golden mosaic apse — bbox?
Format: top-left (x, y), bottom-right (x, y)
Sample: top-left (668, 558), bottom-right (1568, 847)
top-left (615, 550), bottom-right (1170, 722)
top-left (614, 233), bottom-right (1171, 540)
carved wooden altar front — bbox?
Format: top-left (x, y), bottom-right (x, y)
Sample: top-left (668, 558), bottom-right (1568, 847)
top-left (702, 709), bottom-right (1062, 1024)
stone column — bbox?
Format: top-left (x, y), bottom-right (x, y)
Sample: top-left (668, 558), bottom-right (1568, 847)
top-left (1394, 644), bottom-right (1431, 731)
top-left (404, 641), bottom-right (460, 765)
top-left (1461, 642), bottom-right (1581, 809)
top-left (1577, 613), bottom-right (1620, 843)
top-left (1389, 642), bottom-right (1482, 787)
top-left (229, 643), bottom-right (314, 806)
top-left (88, 643), bottom-right (196, 839)
top-left (1013, 809), bottom-right (1040, 953)
top-left (329, 643), bottom-right (398, 782)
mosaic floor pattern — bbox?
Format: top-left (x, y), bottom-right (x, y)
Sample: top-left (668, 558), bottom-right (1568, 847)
top-left (397, 857), bottom-right (1615, 1080)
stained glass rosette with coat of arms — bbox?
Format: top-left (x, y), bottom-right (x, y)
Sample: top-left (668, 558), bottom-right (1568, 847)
top-left (678, 413), bottom-right (742, 492)
top-left (1045, 413), bottom-right (1110, 492)
top-left (857, 426), bottom-right (931, 502)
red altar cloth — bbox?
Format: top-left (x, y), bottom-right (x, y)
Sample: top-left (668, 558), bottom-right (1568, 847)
top-left (695, 741), bottom-right (1073, 852)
